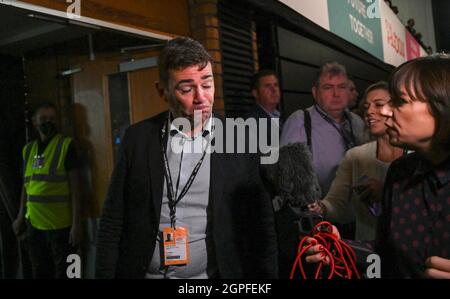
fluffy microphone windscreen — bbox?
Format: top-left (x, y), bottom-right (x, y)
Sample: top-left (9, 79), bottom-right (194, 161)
top-left (278, 142), bottom-right (322, 207)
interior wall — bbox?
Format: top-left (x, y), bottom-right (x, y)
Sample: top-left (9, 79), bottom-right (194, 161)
top-left (20, 0), bottom-right (190, 37)
top-left (74, 60), bottom-right (118, 217)
top-left (129, 67), bottom-right (167, 123)
top-left (127, 49), bottom-right (168, 123)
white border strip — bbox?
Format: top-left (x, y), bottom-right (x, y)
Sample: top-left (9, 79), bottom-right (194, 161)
top-left (1, 0), bottom-right (173, 41)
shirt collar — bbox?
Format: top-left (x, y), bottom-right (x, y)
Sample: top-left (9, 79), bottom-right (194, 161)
top-left (169, 113), bottom-right (213, 140)
top-left (258, 104), bottom-right (280, 118)
top-left (314, 104), bottom-right (350, 125)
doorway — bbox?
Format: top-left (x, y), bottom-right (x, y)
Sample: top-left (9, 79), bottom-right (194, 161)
top-left (0, 3), bottom-right (167, 278)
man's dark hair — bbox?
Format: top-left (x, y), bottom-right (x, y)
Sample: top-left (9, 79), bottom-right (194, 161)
top-left (314, 61), bottom-right (347, 87)
top-left (389, 53), bottom-right (450, 150)
top-left (32, 102), bottom-right (57, 117)
top-left (251, 69), bottom-right (278, 90)
top-left (158, 37), bottom-right (214, 88)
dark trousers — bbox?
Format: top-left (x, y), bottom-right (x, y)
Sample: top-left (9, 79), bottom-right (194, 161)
top-left (26, 223), bottom-right (76, 279)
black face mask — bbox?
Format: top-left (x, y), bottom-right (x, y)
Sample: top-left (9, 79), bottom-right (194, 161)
top-left (38, 121), bottom-right (57, 138)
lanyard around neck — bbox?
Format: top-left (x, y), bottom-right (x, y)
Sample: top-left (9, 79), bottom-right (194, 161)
top-left (160, 117), bottom-right (213, 228)
top-left (314, 105), bottom-right (356, 150)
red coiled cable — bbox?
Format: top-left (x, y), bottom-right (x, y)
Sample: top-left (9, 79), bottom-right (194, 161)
top-left (290, 221), bottom-right (360, 279)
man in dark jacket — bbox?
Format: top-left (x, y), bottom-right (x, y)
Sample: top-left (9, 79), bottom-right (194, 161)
top-left (247, 70), bottom-right (282, 124)
top-left (95, 37), bottom-right (278, 279)
top-left (245, 70), bottom-right (282, 156)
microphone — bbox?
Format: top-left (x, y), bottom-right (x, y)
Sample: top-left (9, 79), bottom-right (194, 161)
top-left (260, 142), bottom-right (323, 278)
top-left (279, 142), bottom-right (321, 207)
top-left (261, 142), bottom-right (322, 209)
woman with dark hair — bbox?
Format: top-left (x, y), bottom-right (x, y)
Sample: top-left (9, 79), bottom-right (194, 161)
top-left (305, 54), bottom-right (450, 278)
top-left (309, 82), bottom-right (404, 241)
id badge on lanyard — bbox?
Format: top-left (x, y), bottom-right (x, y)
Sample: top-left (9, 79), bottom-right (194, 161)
top-left (163, 226), bottom-right (189, 266)
top-left (32, 154), bottom-right (45, 169)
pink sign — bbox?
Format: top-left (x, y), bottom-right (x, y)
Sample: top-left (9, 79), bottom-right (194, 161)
top-left (406, 30), bottom-right (420, 60)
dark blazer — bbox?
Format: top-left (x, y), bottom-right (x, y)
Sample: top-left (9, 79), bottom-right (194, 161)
top-left (96, 111), bottom-right (278, 279)
top-left (246, 104), bottom-right (272, 120)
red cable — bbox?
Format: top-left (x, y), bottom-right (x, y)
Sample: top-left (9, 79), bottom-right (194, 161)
top-left (290, 221), bottom-right (360, 279)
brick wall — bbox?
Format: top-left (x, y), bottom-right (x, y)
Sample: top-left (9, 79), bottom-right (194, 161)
top-left (188, 0), bottom-right (225, 116)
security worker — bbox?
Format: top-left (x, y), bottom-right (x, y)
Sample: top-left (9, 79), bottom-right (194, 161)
top-left (13, 102), bottom-right (82, 279)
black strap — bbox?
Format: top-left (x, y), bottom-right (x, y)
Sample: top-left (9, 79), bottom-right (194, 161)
top-left (344, 112), bottom-right (357, 148)
top-left (314, 105), bottom-right (356, 150)
top-left (303, 109), bottom-right (312, 153)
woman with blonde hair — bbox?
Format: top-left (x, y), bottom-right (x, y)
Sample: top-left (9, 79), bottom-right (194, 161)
top-left (309, 81), bottom-right (404, 241)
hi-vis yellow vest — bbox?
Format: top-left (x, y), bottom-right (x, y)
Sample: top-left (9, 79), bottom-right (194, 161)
top-left (23, 134), bottom-right (72, 230)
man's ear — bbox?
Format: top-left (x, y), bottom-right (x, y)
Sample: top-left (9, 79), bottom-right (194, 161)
top-left (312, 86), bottom-right (317, 100)
top-left (251, 89), bottom-right (258, 101)
top-left (155, 81), bottom-right (166, 101)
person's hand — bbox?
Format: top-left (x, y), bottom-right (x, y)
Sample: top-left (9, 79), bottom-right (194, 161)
top-left (308, 201), bottom-right (324, 214)
top-left (425, 256), bottom-right (450, 279)
top-left (304, 225), bottom-right (341, 264)
top-left (12, 217), bottom-right (26, 237)
top-left (69, 222), bottom-right (83, 247)
top-left (354, 178), bottom-right (383, 204)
